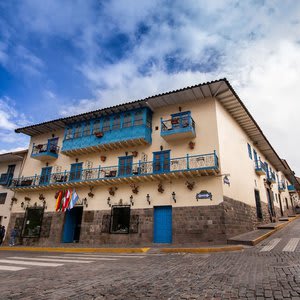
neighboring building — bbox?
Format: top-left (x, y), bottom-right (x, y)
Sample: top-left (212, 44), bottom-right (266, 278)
top-left (7, 79), bottom-right (299, 246)
top-left (0, 150), bottom-right (27, 233)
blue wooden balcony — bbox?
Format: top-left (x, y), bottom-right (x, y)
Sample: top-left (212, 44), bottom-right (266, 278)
top-left (161, 111), bottom-right (196, 141)
top-left (288, 185), bottom-right (296, 192)
top-left (278, 181), bottom-right (286, 192)
top-left (61, 108), bottom-right (152, 155)
top-left (31, 143), bottom-right (59, 161)
top-left (255, 160), bottom-right (267, 175)
top-left (10, 151), bottom-right (219, 190)
top-left (0, 173), bottom-right (13, 186)
top-left (267, 170), bottom-right (276, 183)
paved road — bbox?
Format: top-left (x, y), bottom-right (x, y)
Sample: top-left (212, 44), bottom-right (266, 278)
top-left (1, 219), bottom-right (300, 299)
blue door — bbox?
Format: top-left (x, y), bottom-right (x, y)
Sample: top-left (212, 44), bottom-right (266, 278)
top-left (39, 167), bottom-right (52, 185)
top-left (69, 163), bottom-right (83, 182)
top-left (62, 207), bottom-right (83, 243)
top-left (153, 151), bottom-right (170, 174)
top-left (118, 156), bottom-right (133, 176)
top-left (154, 206), bottom-right (172, 243)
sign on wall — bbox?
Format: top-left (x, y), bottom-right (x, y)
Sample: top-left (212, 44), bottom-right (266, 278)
top-left (196, 190), bottom-right (212, 201)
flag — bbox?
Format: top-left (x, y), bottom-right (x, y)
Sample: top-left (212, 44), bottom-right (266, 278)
top-left (69, 189), bottom-right (79, 210)
top-left (55, 191), bottom-right (63, 211)
top-left (63, 189), bottom-right (72, 211)
top-left (60, 190), bottom-right (66, 212)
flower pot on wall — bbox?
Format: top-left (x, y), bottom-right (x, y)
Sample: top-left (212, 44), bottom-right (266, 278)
top-left (101, 156), bottom-right (106, 162)
top-left (132, 151), bottom-right (138, 157)
top-left (188, 141), bottom-right (195, 150)
top-left (94, 132), bottom-right (104, 138)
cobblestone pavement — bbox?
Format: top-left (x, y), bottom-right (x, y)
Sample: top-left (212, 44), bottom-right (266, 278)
top-left (1, 220), bottom-right (300, 299)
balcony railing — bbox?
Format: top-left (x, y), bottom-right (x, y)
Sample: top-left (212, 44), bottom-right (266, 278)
top-left (0, 173), bottom-right (13, 186)
top-left (10, 152), bottom-right (219, 189)
top-left (288, 185), bottom-right (296, 192)
top-left (267, 170), bottom-right (276, 183)
top-left (161, 114), bottom-right (196, 140)
top-left (31, 143), bottom-right (59, 160)
top-left (278, 181), bottom-right (286, 192)
top-left (255, 160), bottom-right (267, 175)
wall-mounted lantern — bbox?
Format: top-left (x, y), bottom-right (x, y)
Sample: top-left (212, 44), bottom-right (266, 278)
top-left (83, 197), bottom-right (88, 208)
top-left (146, 194), bottom-right (151, 205)
top-left (172, 192), bottom-right (176, 203)
top-left (107, 197), bottom-right (111, 207)
top-left (130, 195), bottom-right (134, 206)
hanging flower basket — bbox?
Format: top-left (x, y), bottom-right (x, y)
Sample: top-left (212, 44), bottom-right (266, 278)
top-left (101, 156), bottom-right (107, 162)
top-left (94, 132), bottom-right (104, 138)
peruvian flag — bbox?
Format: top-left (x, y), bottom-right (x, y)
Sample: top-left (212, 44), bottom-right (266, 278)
top-left (55, 191), bottom-right (63, 211)
top-left (63, 189), bottom-right (72, 211)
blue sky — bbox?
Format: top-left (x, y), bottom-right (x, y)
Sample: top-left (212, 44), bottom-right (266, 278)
top-left (1, 1), bottom-right (300, 173)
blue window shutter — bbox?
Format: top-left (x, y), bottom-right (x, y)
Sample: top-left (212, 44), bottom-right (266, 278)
top-left (247, 143), bottom-right (252, 160)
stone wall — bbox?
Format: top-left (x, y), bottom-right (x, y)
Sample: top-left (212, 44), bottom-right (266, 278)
top-left (5, 196), bottom-right (283, 246)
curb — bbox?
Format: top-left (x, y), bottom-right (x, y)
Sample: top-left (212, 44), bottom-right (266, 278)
top-left (0, 247), bottom-right (150, 253)
top-left (246, 215), bottom-right (299, 246)
top-left (160, 245), bottom-right (244, 253)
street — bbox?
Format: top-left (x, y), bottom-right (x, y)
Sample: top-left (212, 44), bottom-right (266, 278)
top-left (1, 219), bottom-right (300, 299)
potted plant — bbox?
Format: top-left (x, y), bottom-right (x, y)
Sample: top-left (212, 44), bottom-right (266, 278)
top-left (108, 187), bottom-right (118, 196)
top-left (101, 156), bottom-right (106, 162)
top-left (132, 151), bottom-right (138, 157)
top-left (158, 182), bottom-right (164, 193)
top-left (94, 131), bottom-right (104, 138)
top-left (171, 118), bottom-right (179, 125)
top-left (189, 141), bottom-right (195, 150)
top-left (130, 183), bottom-right (139, 194)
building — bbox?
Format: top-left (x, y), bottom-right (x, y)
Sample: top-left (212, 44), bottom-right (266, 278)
top-left (6, 79), bottom-right (299, 246)
top-left (0, 150), bottom-right (27, 233)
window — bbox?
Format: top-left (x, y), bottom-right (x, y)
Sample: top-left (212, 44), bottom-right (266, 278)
top-left (134, 110), bottom-right (143, 126)
top-left (102, 117), bottom-right (110, 132)
top-left (65, 128), bottom-right (73, 140)
top-left (112, 115), bottom-right (121, 130)
top-left (153, 151), bottom-right (170, 173)
top-left (22, 207), bottom-right (44, 237)
top-left (0, 193), bottom-right (7, 205)
top-left (74, 124), bottom-right (82, 138)
top-left (253, 150), bottom-right (258, 163)
top-left (254, 190), bottom-right (262, 219)
top-left (118, 156), bottom-right (133, 176)
top-left (93, 120), bottom-right (100, 133)
top-left (47, 138), bottom-right (58, 153)
top-left (83, 122), bottom-right (91, 136)
top-left (39, 167), bottom-right (52, 185)
top-left (123, 113), bottom-right (132, 128)
top-left (110, 206), bottom-right (130, 233)
top-left (247, 143), bottom-right (252, 159)
top-left (69, 163), bottom-right (83, 181)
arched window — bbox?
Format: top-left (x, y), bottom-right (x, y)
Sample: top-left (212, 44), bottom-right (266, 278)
top-left (74, 124), bottom-right (82, 138)
top-left (134, 110), bottom-right (143, 126)
top-left (65, 128), bottom-right (73, 140)
top-left (112, 115), bottom-right (121, 130)
top-left (83, 122), bottom-right (91, 136)
top-left (93, 120), bottom-right (100, 133)
top-left (123, 112), bottom-right (132, 128)
top-left (102, 117), bottom-right (110, 132)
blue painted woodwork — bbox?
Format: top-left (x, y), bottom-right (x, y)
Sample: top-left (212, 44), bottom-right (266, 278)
top-left (39, 167), bottom-right (52, 185)
top-left (31, 138), bottom-right (59, 160)
top-left (288, 185), bottom-right (295, 192)
top-left (153, 150), bottom-right (170, 173)
top-left (253, 150), bottom-right (257, 163)
top-left (154, 206), bottom-right (172, 243)
top-left (118, 156), bottom-right (133, 177)
top-left (11, 152), bottom-right (219, 188)
top-left (247, 143), bottom-right (252, 159)
top-left (161, 111), bottom-right (195, 138)
top-left (0, 173), bottom-right (13, 186)
top-left (62, 207), bottom-right (83, 243)
top-left (62, 108), bottom-right (152, 152)
top-left (69, 163), bottom-right (83, 182)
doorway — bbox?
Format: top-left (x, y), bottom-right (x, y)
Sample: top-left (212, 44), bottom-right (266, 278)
top-left (153, 206), bottom-right (172, 243)
top-left (62, 206), bottom-right (83, 243)
top-left (266, 188), bottom-right (275, 221)
top-left (278, 194), bottom-right (284, 216)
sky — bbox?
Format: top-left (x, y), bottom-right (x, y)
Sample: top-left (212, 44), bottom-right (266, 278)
top-left (0, 1), bottom-right (300, 173)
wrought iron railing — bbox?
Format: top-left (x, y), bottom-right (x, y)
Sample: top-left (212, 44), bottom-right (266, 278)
top-left (161, 115), bottom-right (195, 132)
top-left (255, 160), bottom-right (267, 172)
top-left (32, 143), bottom-right (60, 155)
top-left (278, 181), bottom-right (286, 191)
top-left (11, 152), bottom-right (218, 188)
